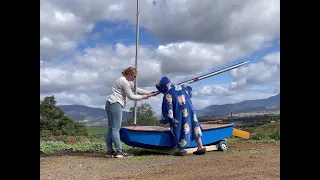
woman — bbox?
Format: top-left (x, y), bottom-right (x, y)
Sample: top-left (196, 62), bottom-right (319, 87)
top-left (105, 67), bottom-right (153, 158)
top-left (156, 76), bottom-right (207, 156)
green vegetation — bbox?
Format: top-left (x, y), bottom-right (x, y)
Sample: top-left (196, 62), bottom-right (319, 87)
top-left (86, 126), bottom-right (106, 138)
top-left (40, 95), bottom-right (88, 137)
top-left (126, 103), bottom-right (163, 126)
top-left (251, 121), bottom-right (280, 140)
top-left (40, 139), bottom-right (133, 154)
top-left (40, 96), bottom-right (280, 156)
top-left (40, 100), bottom-right (163, 155)
top-left (40, 121), bottom-right (280, 155)
top-left (40, 141), bottom-right (105, 154)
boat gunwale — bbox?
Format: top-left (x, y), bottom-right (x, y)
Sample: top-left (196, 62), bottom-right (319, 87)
top-left (122, 122), bottom-right (233, 132)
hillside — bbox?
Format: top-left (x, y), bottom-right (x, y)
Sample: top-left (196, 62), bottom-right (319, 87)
top-left (196, 93), bottom-right (280, 117)
top-left (58, 105), bottom-right (132, 126)
top-left (58, 93), bottom-right (279, 125)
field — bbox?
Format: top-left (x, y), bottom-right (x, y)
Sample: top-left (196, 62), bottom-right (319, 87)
top-left (40, 122), bottom-right (280, 180)
top-left (86, 126), bottom-right (106, 137)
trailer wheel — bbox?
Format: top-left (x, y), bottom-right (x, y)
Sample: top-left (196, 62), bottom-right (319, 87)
top-left (217, 140), bottom-right (228, 152)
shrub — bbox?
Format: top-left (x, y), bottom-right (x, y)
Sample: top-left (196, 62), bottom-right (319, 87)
top-left (251, 121), bottom-right (280, 140)
top-left (40, 96), bottom-right (88, 137)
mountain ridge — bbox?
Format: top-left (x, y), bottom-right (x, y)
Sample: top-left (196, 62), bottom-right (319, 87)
top-left (58, 93), bottom-right (280, 125)
top-left (196, 93), bottom-right (280, 116)
top-left (58, 104), bottom-right (132, 122)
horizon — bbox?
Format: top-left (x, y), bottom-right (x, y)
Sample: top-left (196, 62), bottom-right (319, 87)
top-left (40, 0), bottom-right (280, 115)
top-left (57, 92), bottom-right (280, 113)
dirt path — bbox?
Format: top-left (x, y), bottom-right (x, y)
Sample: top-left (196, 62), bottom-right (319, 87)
top-left (40, 141), bottom-right (280, 180)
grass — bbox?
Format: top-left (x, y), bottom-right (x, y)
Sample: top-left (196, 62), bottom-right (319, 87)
top-left (86, 126), bottom-right (106, 137)
top-left (40, 140), bottom-right (134, 154)
top-left (40, 126), bottom-right (134, 155)
top-left (230, 148), bottom-right (279, 155)
top-left (40, 141), bottom-right (106, 154)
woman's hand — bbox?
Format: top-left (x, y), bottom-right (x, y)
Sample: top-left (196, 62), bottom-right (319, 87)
top-left (142, 95), bottom-right (150, 99)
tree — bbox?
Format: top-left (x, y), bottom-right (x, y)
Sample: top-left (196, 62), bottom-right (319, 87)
top-left (40, 95), bottom-right (88, 137)
top-left (126, 103), bottom-right (161, 126)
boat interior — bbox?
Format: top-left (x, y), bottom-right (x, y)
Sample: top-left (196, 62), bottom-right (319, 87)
top-left (123, 120), bottom-right (233, 132)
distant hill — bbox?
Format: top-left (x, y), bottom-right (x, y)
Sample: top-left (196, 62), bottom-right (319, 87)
top-left (57, 93), bottom-right (279, 125)
top-left (196, 93), bottom-right (280, 117)
top-left (58, 105), bottom-right (132, 122)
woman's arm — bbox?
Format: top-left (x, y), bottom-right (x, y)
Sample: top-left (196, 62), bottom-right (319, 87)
top-left (129, 81), bottom-right (150, 95)
top-left (121, 79), bottom-right (144, 100)
top-left (137, 87), bottom-right (150, 95)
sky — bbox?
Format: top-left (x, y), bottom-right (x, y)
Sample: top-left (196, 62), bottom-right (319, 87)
top-left (40, 0), bottom-right (280, 115)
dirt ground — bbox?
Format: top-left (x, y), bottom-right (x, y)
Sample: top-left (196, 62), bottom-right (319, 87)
top-left (40, 141), bottom-right (280, 180)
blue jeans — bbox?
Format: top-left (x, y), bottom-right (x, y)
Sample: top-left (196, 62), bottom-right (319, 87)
top-left (105, 101), bottom-right (123, 151)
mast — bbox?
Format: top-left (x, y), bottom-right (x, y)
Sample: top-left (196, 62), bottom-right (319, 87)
top-left (133, 0), bottom-right (140, 125)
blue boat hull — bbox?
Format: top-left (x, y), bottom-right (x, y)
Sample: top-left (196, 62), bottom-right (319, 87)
top-left (120, 123), bottom-right (234, 149)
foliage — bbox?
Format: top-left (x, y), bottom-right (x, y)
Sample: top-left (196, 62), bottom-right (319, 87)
top-left (86, 127), bottom-right (107, 140)
top-left (40, 141), bottom-right (106, 154)
top-left (40, 140), bottom-right (133, 154)
top-left (40, 120), bottom-right (280, 155)
top-left (86, 127), bottom-right (106, 136)
top-left (40, 95), bottom-right (88, 137)
top-left (40, 135), bottom-right (99, 143)
top-left (39, 98), bottom-right (280, 155)
top-left (251, 121), bottom-right (280, 140)
top-left (125, 103), bottom-right (162, 126)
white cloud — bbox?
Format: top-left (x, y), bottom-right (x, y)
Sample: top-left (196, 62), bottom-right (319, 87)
top-left (40, 0), bottom-right (279, 58)
top-left (141, 0), bottom-right (280, 44)
top-left (40, 0), bottom-right (280, 115)
top-left (40, 92), bottom-right (106, 108)
top-left (229, 51), bottom-right (280, 91)
top-left (193, 84), bottom-right (236, 97)
top-left (263, 51), bottom-right (280, 65)
top-left (40, 43), bottom-right (162, 96)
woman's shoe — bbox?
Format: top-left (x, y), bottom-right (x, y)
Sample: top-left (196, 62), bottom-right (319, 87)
top-left (106, 149), bottom-right (116, 158)
top-left (115, 149), bottom-right (134, 158)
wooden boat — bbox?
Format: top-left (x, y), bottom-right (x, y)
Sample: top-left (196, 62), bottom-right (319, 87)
top-left (120, 120), bottom-right (235, 150)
